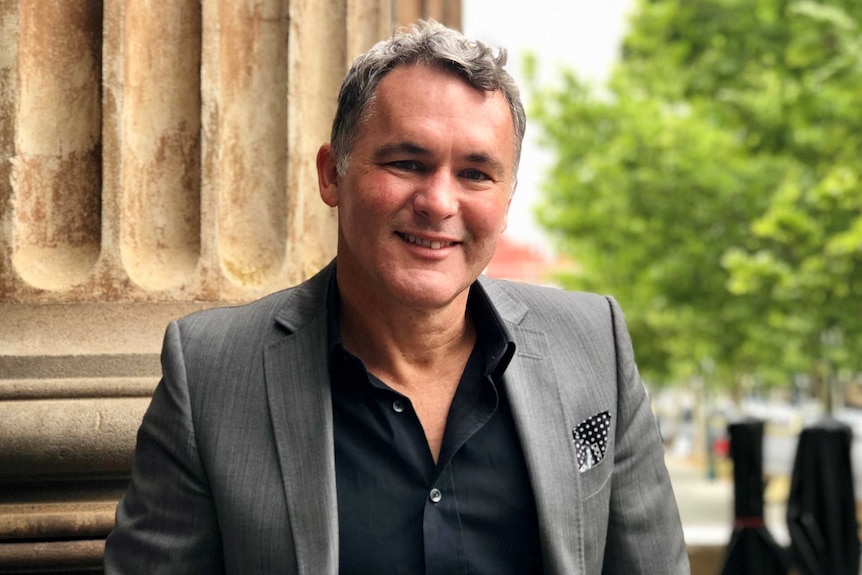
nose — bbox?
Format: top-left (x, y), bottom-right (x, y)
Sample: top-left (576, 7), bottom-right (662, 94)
top-left (412, 171), bottom-right (458, 222)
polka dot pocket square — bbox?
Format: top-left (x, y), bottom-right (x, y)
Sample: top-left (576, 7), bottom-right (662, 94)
top-left (572, 411), bottom-right (612, 473)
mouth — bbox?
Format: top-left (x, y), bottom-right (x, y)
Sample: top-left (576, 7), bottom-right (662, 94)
top-left (398, 233), bottom-right (457, 250)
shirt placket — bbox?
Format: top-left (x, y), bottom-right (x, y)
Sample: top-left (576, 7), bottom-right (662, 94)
top-left (423, 463), bottom-right (465, 574)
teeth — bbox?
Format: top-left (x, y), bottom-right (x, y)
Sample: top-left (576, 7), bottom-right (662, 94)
top-left (403, 234), bottom-right (451, 250)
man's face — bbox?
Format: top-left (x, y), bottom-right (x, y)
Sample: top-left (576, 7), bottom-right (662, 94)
top-left (318, 63), bottom-right (516, 311)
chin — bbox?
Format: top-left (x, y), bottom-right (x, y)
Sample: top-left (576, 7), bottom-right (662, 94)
top-left (388, 272), bottom-right (470, 309)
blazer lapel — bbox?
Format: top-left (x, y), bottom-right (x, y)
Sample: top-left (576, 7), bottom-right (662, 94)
top-left (504, 326), bottom-right (585, 575)
top-left (482, 278), bottom-right (585, 575)
top-left (264, 267), bottom-right (338, 575)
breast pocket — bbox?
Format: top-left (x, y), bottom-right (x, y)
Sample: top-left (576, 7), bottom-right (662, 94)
top-left (578, 454), bottom-right (613, 499)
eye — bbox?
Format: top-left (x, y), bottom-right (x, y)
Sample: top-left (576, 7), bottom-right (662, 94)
top-left (461, 169), bottom-right (492, 182)
top-left (388, 160), bottom-right (422, 172)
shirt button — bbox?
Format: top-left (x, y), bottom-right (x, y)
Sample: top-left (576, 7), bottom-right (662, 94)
top-left (429, 488), bottom-right (442, 503)
top-left (392, 400), bottom-right (405, 413)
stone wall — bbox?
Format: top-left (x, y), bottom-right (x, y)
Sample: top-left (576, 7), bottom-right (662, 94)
top-left (0, 1), bottom-right (459, 571)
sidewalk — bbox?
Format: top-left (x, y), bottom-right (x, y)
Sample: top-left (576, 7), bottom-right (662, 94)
top-left (665, 454), bottom-right (790, 547)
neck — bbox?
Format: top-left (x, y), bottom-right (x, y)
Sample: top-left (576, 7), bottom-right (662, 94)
top-left (336, 276), bottom-right (476, 392)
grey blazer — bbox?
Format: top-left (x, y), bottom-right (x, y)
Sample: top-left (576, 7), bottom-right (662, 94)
top-left (105, 263), bottom-right (689, 574)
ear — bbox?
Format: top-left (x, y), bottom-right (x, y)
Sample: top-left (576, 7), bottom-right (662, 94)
top-left (317, 144), bottom-right (339, 207)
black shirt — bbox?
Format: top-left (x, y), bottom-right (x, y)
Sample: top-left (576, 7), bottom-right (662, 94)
top-left (328, 277), bottom-right (544, 575)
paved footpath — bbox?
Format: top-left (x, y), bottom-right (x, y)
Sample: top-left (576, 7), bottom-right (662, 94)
top-left (665, 454), bottom-right (790, 548)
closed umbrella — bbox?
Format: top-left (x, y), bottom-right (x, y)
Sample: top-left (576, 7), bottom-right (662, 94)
top-left (719, 418), bottom-right (790, 575)
top-left (786, 417), bottom-right (860, 575)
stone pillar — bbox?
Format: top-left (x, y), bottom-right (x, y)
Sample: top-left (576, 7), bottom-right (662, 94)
top-left (0, 0), bottom-right (458, 571)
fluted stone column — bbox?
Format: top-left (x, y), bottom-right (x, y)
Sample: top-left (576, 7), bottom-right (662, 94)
top-left (0, 0), bottom-right (459, 571)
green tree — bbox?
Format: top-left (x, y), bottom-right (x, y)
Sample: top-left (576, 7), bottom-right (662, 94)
top-left (529, 0), bottom-right (862, 392)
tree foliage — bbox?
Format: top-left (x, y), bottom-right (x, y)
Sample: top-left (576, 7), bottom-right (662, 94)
top-left (528, 0), bottom-right (862, 390)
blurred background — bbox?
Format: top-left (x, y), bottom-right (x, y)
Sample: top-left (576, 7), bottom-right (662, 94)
top-left (474, 0), bottom-right (862, 572)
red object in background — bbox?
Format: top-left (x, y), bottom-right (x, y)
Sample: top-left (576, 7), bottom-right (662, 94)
top-left (485, 235), bottom-right (554, 285)
top-left (713, 436), bottom-right (730, 458)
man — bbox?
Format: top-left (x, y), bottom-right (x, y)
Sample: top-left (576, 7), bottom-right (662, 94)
top-left (105, 20), bottom-right (689, 574)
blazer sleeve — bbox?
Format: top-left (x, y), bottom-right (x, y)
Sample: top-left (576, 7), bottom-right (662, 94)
top-left (103, 320), bottom-right (224, 574)
top-left (601, 297), bottom-right (690, 574)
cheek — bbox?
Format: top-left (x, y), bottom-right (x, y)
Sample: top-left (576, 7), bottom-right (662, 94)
top-left (338, 188), bottom-right (405, 251)
top-left (465, 199), bottom-right (510, 238)
top-left (339, 186), bottom-right (382, 225)
top-left (347, 177), bottom-right (407, 218)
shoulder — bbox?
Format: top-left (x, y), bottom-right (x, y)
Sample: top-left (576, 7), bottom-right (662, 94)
top-left (174, 263), bottom-right (331, 348)
top-left (480, 274), bottom-right (607, 305)
top-left (478, 275), bottom-right (615, 327)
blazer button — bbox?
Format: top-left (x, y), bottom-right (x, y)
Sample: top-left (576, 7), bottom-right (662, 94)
top-left (429, 488), bottom-right (442, 503)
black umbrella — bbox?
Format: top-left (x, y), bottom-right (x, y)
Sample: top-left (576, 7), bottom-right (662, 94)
top-left (786, 417), bottom-right (860, 575)
top-left (719, 418), bottom-right (790, 575)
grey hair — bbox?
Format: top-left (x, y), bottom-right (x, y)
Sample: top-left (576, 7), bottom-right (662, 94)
top-left (329, 20), bottom-right (526, 185)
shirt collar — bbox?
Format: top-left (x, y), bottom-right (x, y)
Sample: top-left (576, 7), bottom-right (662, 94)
top-left (325, 266), bottom-right (344, 359)
top-left (467, 280), bottom-right (516, 380)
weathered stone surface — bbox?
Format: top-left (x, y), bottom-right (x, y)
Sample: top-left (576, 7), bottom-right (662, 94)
top-left (12, 2), bottom-right (103, 293)
top-left (0, 397), bottom-right (149, 477)
top-left (3, 0), bottom-right (346, 304)
top-left (0, 377), bottom-right (157, 400)
top-left (120, 0), bottom-right (202, 292)
top-left (0, 301), bottom-right (214, 356)
top-left (0, 502), bottom-right (117, 540)
top-left (0, 539), bottom-right (105, 570)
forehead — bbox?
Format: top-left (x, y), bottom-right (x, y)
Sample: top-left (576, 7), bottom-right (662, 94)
top-left (360, 63), bottom-right (515, 158)
top-left (373, 62), bottom-right (508, 118)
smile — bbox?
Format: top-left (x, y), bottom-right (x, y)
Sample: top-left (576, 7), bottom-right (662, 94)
top-left (399, 233), bottom-right (456, 250)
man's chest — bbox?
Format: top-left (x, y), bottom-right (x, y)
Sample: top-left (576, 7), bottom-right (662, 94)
top-left (330, 352), bottom-right (543, 574)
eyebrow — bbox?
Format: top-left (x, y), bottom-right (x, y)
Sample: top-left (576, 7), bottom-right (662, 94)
top-left (373, 141), bottom-right (430, 161)
top-left (373, 141), bottom-right (507, 179)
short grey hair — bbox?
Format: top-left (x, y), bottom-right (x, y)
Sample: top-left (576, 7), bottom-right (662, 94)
top-left (329, 20), bottom-right (526, 183)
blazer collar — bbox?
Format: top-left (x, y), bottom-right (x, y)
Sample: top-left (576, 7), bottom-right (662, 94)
top-left (272, 260), bottom-right (335, 334)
